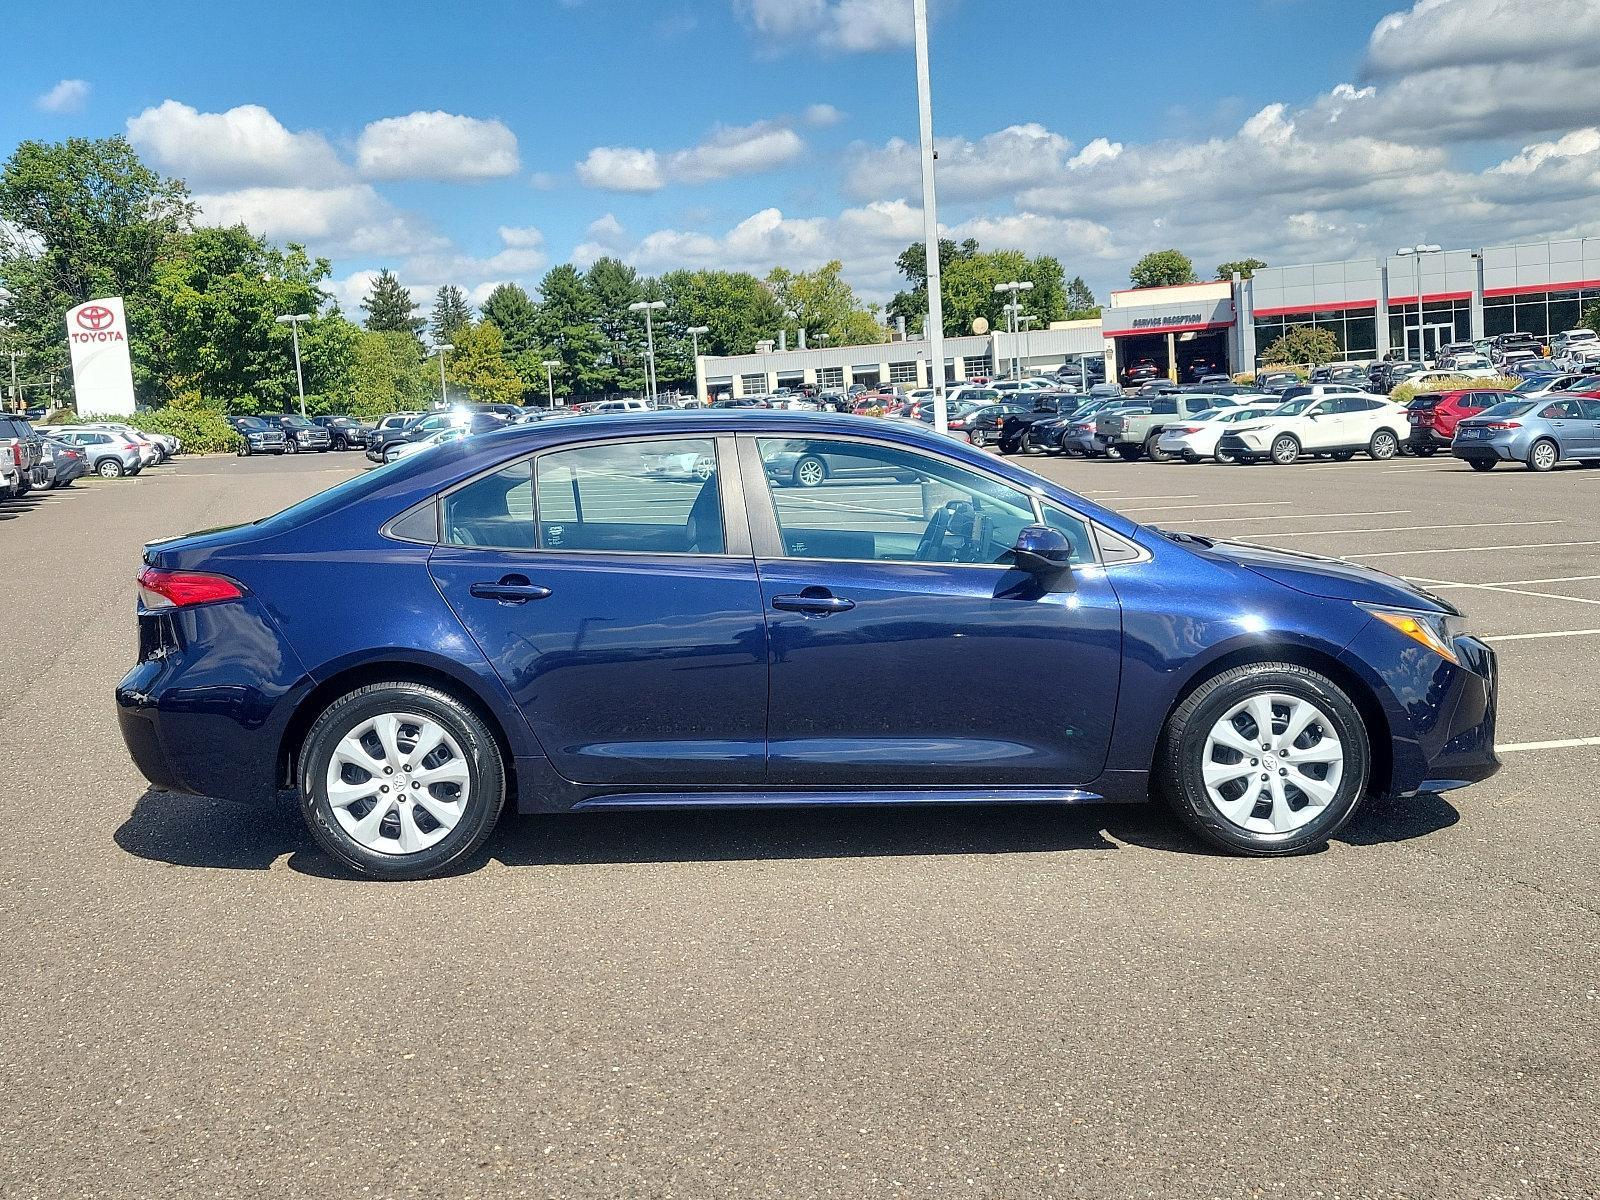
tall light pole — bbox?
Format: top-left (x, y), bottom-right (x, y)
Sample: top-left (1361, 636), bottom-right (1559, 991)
top-left (434, 342), bottom-right (454, 407)
top-left (274, 313), bottom-right (312, 416)
top-left (1395, 244), bottom-right (1442, 363)
top-left (1018, 313), bottom-right (1036, 377)
top-left (542, 359), bottom-right (560, 408)
top-left (628, 300), bottom-right (666, 403)
top-left (913, 0), bottom-right (948, 431)
top-left (994, 281), bottom-right (1034, 380)
top-left (686, 326), bottom-right (710, 404)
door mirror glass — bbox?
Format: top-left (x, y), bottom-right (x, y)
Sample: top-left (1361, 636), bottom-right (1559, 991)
top-left (1011, 525), bottom-right (1074, 576)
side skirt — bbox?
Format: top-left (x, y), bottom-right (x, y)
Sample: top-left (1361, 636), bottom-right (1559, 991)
top-left (572, 788), bottom-right (1108, 811)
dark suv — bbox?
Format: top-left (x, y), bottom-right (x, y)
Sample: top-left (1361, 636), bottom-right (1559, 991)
top-left (311, 415), bottom-right (371, 450)
top-left (230, 416), bottom-right (288, 456)
top-left (272, 415), bottom-right (332, 453)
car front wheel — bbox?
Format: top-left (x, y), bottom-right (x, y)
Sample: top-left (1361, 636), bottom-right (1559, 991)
top-left (299, 682), bottom-right (507, 880)
top-left (1269, 434), bottom-right (1300, 465)
top-left (1157, 663), bottom-right (1371, 856)
top-left (284, 438), bottom-right (298, 454)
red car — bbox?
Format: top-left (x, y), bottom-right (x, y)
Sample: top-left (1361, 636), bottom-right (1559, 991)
top-left (1407, 389), bottom-right (1499, 454)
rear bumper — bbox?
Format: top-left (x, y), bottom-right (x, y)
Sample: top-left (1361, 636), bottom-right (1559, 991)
top-left (1451, 436), bottom-right (1520, 463)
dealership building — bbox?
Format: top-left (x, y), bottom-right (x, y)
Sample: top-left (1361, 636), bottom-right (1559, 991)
top-left (697, 234), bottom-right (1600, 392)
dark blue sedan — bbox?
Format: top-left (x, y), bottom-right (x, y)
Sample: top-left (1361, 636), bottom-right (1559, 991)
top-left (117, 413), bottom-right (1499, 879)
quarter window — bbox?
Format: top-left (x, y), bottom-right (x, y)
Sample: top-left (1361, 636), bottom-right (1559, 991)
top-left (755, 437), bottom-right (1043, 565)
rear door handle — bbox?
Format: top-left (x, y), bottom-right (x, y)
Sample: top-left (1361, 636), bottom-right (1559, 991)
top-left (772, 593), bottom-right (855, 615)
top-left (469, 575), bottom-right (551, 604)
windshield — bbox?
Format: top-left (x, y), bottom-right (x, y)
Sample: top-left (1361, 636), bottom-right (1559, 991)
top-left (1473, 400), bottom-right (1537, 420)
top-left (282, 416), bottom-right (312, 428)
top-left (236, 417), bottom-right (271, 431)
top-left (1271, 395), bottom-right (1319, 416)
top-left (1511, 376), bottom-right (1554, 393)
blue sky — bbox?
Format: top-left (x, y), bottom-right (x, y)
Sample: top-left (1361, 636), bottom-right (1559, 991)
top-left (9, 0), bottom-right (1599, 310)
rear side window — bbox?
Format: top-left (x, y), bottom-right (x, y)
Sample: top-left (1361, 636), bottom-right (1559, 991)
top-left (535, 438), bottom-right (724, 555)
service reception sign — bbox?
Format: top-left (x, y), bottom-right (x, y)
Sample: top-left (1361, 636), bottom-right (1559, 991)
top-left (66, 297), bottom-right (137, 416)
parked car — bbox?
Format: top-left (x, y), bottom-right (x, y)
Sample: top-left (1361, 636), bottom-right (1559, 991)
top-left (38, 437), bottom-right (87, 488)
top-left (998, 394), bottom-right (1090, 454)
top-left (1154, 404), bottom-right (1284, 463)
top-left (0, 443), bottom-right (17, 498)
top-left (964, 401), bottom-right (1033, 449)
top-left (1405, 389), bottom-right (1500, 454)
top-left (373, 412), bottom-right (423, 438)
top-left (1096, 394), bottom-right (1240, 462)
top-left (231, 416), bottom-right (289, 456)
top-left (1061, 400), bottom-right (1152, 457)
top-left (368, 411), bottom-right (506, 463)
top-left (1121, 358), bottom-right (1162, 386)
top-left (0, 414), bottom-right (45, 494)
top-left (116, 411), bottom-right (1501, 879)
top-left (1217, 393), bottom-right (1408, 465)
top-left (82, 423), bottom-right (162, 467)
top-left (1309, 363), bottom-right (1370, 386)
top-left (1551, 329), bottom-right (1599, 358)
top-left (1451, 395), bottom-right (1600, 471)
top-left (311, 415), bottom-right (372, 450)
top-left (709, 397), bottom-right (769, 410)
top-left (386, 427), bottom-right (471, 461)
top-left (47, 427), bottom-right (145, 478)
top-left (1368, 361), bottom-right (1424, 393)
top-left (590, 399), bottom-right (651, 415)
top-left (1255, 369), bottom-right (1303, 392)
top-left (270, 414), bottom-right (333, 453)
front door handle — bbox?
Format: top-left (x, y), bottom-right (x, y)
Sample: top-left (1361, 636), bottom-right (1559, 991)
top-left (772, 592), bottom-right (855, 615)
top-left (469, 575), bottom-right (552, 605)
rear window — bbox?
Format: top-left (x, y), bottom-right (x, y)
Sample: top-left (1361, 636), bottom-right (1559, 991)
top-left (1474, 400), bottom-right (1536, 420)
top-left (1407, 397), bottom-right (1441, 410)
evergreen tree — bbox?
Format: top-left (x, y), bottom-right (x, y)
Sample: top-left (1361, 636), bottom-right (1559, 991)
top-left (479, 283), bottom-right (541, 353)
top-left (536, 264), bottom-right (613, 396)
top-left (361, 269), bottom-right (423, 337)
top-left (429, 285), bottom-right (473, 344)
top-left (1064, 276), bottom-right (1099, 319)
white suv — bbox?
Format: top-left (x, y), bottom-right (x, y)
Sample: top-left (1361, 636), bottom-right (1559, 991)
top-left (1216, 392), bottom-right (1409, 465)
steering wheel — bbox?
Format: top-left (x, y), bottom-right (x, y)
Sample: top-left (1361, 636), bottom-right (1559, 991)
top-left (915, 499), bottom-right (993, 562)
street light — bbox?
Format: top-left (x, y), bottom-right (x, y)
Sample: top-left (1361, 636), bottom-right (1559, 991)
top-left (1018, 313), bottom-right (1036, 377)
top-left (994, 281), bottom-right (1034, 379)
top-left (542, 359), bottom-right (561, 408)
top-left (274, 313), bottom-right (312, 416)
top-left (913, 0), bottom-right (948, 432)
top-left (1395, 244), bottom-right (1443, 363)
top-left (628, 300), bottom-right (667, 403)
top-left (433, 342), bottom-right (454, 407)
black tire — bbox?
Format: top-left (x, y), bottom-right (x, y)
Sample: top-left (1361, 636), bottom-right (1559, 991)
top-left (1019, 430), bottom-right (1034, 454)
top-left (284, 438), bottom-right (298, 454)
top-left (1214, 446), bottom-right (1237, 464)
top-left (1467, 458), bottom-right (1496, 472)
top-left (1143, 434), bottom-right (1171, 463)
top-left (1368, 429), bottom-right (1400, 461)
top-left (1115, 444), bottom-right (1142, 462)
top-left (1331, 451), bottom-right (1355, 462)
top-left (792, 455), bottom-right (827, 488)
top-left (1269, 434), bottom-right (1300, 465)
top-left (1181, 450), bottom-right (1200, 464)
top-left (96, 458), bottom-right (124, 479)
top-left (1413, 441), bottom-right (1438, 457)
top-left (299, 682), bottom-right (507, 881)
top-left (239, 442), bottom-right (251, 457)
top-left (970, 430), bottom-right (989, 448)
top-left (1527, 438), bottom-right (1558, 472)
top-left (1156, 662), bottom-right (1371, 857)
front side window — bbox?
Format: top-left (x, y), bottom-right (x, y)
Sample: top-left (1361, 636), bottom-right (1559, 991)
top-left (755, 437), bottom-right (1044, 565)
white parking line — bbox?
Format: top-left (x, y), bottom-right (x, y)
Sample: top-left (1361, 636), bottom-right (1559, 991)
top-left (1084, 494), bottom-right (1201, 504)
top-left (1348, 539), bottom-right (1600, 559)
top-left (1118, 500), bottom-right (1285, 513)
top-left (1420, 573), bottom-right (1600, 590)
top-left (1265, 520), bottom-right (1563, 538)
top-left (1497, 736), bottom-right (1600, 753)
top-left (1484, 628), bottom-right (1600, 642)
top-left (1161, 509), bottom-right (1411, 524)
top-left (1303, 463), bottom-right (1460, 473)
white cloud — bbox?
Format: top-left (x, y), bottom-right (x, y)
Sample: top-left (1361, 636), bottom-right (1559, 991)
top-left (845, 123), bottom-right (1079, 204)
top-left (191, 184), bottom-right (443, 258)
top-left (804, 103), bottom-right (847, 128)
top-left (576, 120), bottom-right (804, 192)
top-left (36, 79), bottom-right (89, 114)
top-left (737, 0), bottom-right (916, 53)
top-left (356, 111), bottom-right (519, 181)
top-left (1364, 0), bottom-right (1600, 77)
top-left (528, 171), bottom-right (560, 190)
top-left (127, 101), bottom-right (347, 188)
top-left (575, 147), bottom-right (663, 192)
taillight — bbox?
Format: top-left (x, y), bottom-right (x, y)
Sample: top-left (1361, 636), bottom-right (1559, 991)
top-left (137, 566), bottom-right (244, 609)
top-left (124, 443), bottom-right (140, 452)
top-left (1483, 421), bottom-right (1522, 430)
top-left (9, 445), bottom-right (19, 468)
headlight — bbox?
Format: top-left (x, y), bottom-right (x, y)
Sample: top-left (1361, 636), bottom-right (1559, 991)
top-left (1360, 604), bottom-right (1466, 664)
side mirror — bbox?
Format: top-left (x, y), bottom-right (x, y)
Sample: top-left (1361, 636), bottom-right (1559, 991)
top-left (1011, 524), bottom-right (1074, 578)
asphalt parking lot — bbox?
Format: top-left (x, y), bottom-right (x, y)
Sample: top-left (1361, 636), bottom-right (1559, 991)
top-left (1, 449), bottom-right (1595, 1199)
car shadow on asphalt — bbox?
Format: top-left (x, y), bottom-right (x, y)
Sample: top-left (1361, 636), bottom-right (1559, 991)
top-left (114, 787), bottom-right (1462, 878)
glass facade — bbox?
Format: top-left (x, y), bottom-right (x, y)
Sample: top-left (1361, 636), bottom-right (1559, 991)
top-left (816, 366), bottom-right (844, 388)
top-left (1253, 305), bottom-right (1377, 363)
top-left (889, 361), bottom-right (919, 384)
top-left (1387, 299), bottom-right (1471, 354)
top-left (1483, 288), bottom-right (1600, 339)
top-left (964, 354), bottom-right (993, 377)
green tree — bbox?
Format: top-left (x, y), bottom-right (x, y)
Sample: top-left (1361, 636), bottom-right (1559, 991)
top-left (349, 329), bottom-right (433, 417)
top-left (1129, 249), bottom-right (1198, 289)
top-left (653, 268), bottom-right (784, 389)
top-left (0, 136), bottom-right (193, 405)
top-left (1261, 324), bottom-right (1340, 367)
top-left (888, 239), bottom-right (1069, 337)
top-left (1581, 299), bottom-right (1600, 337)
top-left (480, 283), bottom-right (541, 353)
top-left (584, 256), bottom-right (648, 393)
top-left (766, 260), bottom-right (886, 348)
top-left (1216, 258), bottom-right (1268, 281)
top-left (144, 224), bottom-right (333, 411)
top-left (361, 269), bottom-right (423, 337)
top-left (429, 285), bottom-right (473, 344)
top-left (444, 320), bottom-right (524, 404)
top-left (1064, 276), bottom-right (1100, 319)
top-left (535, 264), bottom-right (613, 396)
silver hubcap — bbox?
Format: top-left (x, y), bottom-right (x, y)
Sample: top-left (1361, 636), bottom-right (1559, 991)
top-left (797, 460), bottom-right (824, 485)
top-left (1273, 438), bottom-right (1296, 462)
top-left (693, 456), bottom-right (715, 480)
top-left (324, 712), bottom-right (471, 854)
top-left (1201, 693), bottom-right (1344, 834)
top-left (1374, 434), bottom-right (1395, 457)
top-left (1534, 443), bottom-right (1555, 468)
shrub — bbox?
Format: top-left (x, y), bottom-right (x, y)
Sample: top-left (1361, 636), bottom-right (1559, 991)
top-left (1261, 325), bottom-right (1340, 368)
top-left (55, 408), bottom-right (242, 454)
top-left (1389, 375), bottom-right (1519, 405)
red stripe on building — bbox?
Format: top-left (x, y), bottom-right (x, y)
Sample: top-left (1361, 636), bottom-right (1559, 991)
top-left (1104, 321), bottom-right (1233, 339)
top-left (1483, 278), bottom-right (1600, 299)
top-left (1386, 291), bottom-right (1473, 305)
top-left (1251, 299), bottom-right (1377, 318)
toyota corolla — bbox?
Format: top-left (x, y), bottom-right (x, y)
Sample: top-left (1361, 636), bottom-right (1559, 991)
top-left (117, 413), bottom-right (1499, 879)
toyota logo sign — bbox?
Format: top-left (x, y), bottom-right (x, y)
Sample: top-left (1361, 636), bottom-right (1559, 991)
top-left (76, 305), bottom-right (115, 332)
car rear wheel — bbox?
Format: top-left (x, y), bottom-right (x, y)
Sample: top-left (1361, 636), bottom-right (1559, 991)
top-left (1528, 439), bottom-right (1558, 472)
top-left (1157, 663), bottom-right (1371, 856)
top-left (1467, 458), bottom-right (1496, 472)
top-left (792, 455), bottom-right (827, 488)
top-left (96, 458), bottom-right (124, 478)
top-left (1115, 444), bottom-right (1142, 462)
top-left (300, 682), bottom-right (506, 880)
top-left (1143, 434), bottom-right (1171, 463)
top-left (1369, 430), bottom-right (1400, 460)
top-left (1269, 434), bottom-right (1300, 465)
top-left (1181, 450), bottom-right (1200, 464)
top-left (970, 430), bottom-right (989, 448)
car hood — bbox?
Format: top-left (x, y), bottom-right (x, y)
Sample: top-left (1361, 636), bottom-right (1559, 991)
top-left (1188, 536), bottom-right (1457, 613)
